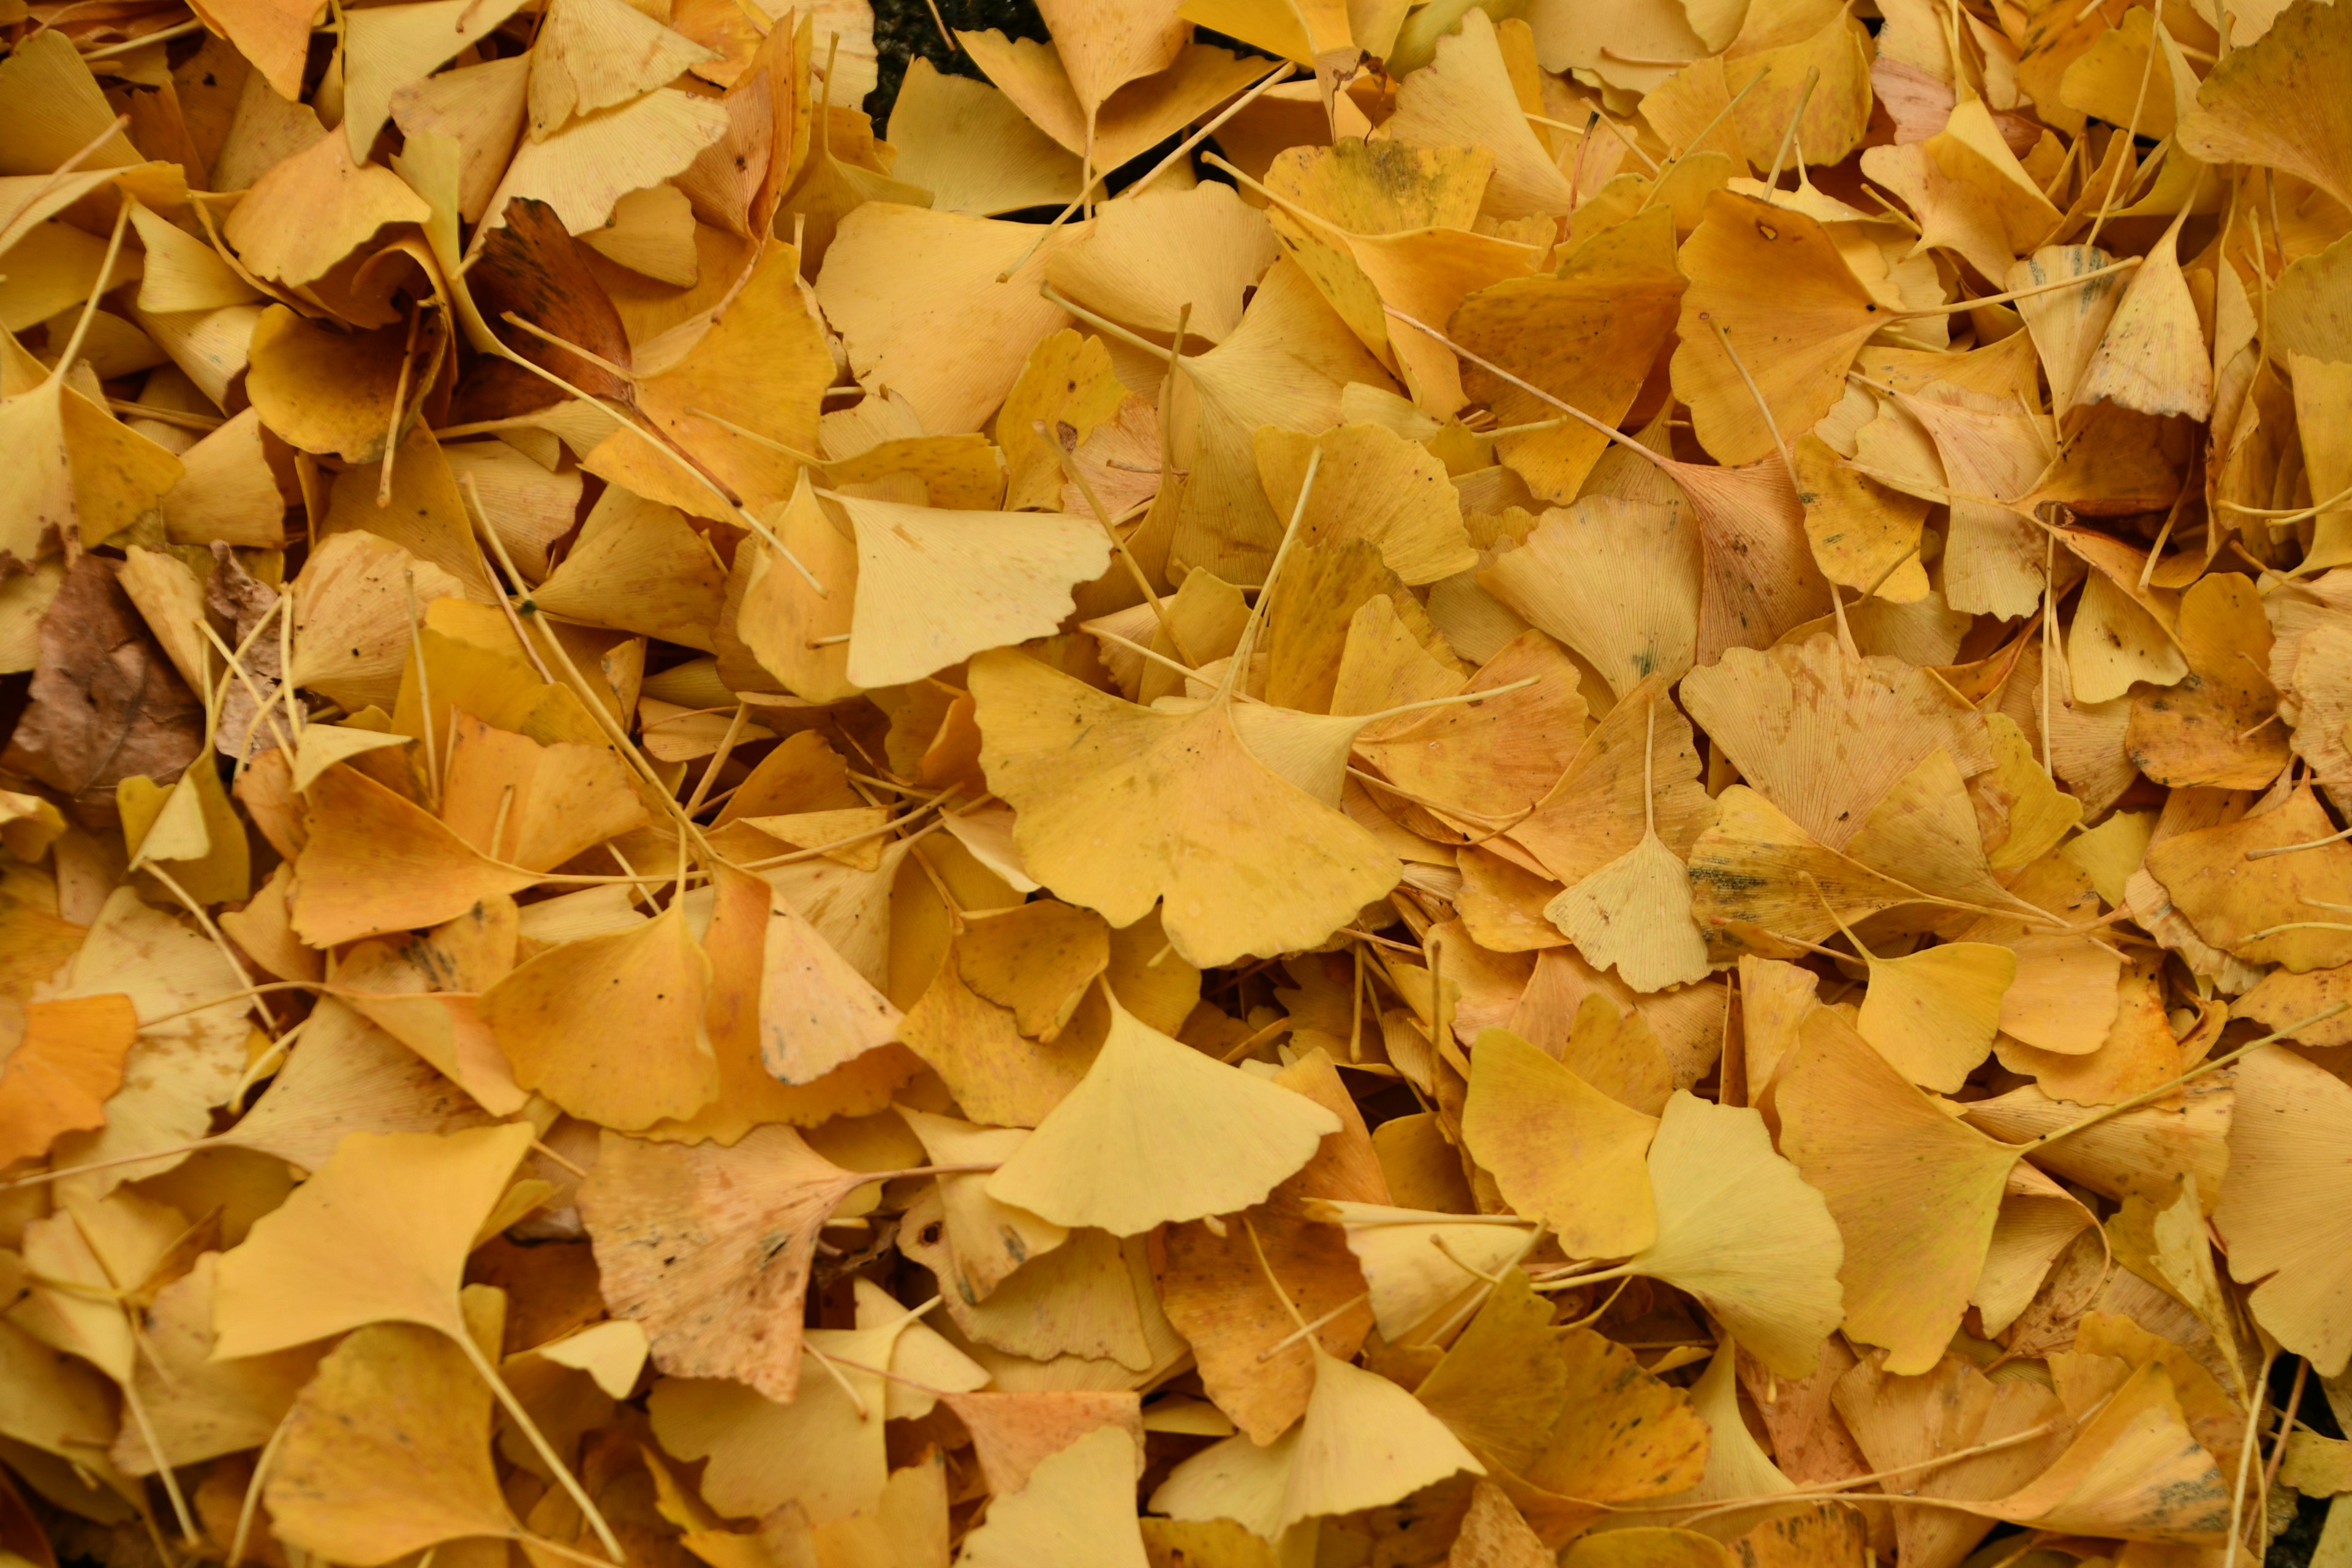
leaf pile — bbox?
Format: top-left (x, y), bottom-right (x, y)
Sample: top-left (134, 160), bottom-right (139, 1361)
top-left (2, 0), bottom-right (2352, 1563)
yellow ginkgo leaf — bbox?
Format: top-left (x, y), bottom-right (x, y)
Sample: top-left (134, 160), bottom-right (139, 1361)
top-left (289, 766), bottom-right (535, 948)
top-left (956, 899), bottom-right (1111, 1040)
top-left (2177, 0), bottom-right (2352, 214)
top-left (985, 987), bottom-right (1340, 1235)
top-left (1254, 424), bottom-right (1477, 586)
top-left (1545, 697), bottom-right (1711, 993)
top-left (1672, 190), bottom-right (1887, 469)
top-left (960, 1425), bottom-right (1150, 1568)
top-left (1624, 1092), bottom-right (1844, 1378)
top-left (1853, 940), bottom-right (2018, 1094)
top-left (437, 711), bottom-right (649, 873)
top-left (1461, 1027), bottom-right (1657, 1259)
top-left (266, 1320), bottom-right (517, 1566)
top-left (1153, 1344), bottom-right (1483, 1538)
top-left (970, 647), bottom-right (1400, 968)
top-left (758, 889), bottom-right (904, 1085)
top-left (1303, 1201), bottom-right (1538, 1346)
top-left (2215, 1045), bottom-right (2352, 1376)
top-left (647, 1318), bottom-right (904, 1523)
top-left (480, 902), bottom-right (716, 1130)
top-left (211, 1123), bottom-right (537, 1357)
top-left (1775, 1008), bottom-right (2019, 1374)
top-left (1679, 635), bottom-right (1991, 853)
top-left (110, 1253), bottom-right (323, 1478)
top-left (1642, 1335), bottom-right (1802, 1538)
top-left (835, 492), bottom-right (1110, 688)
top-left (2073, 210), bottom-right (2212, 423)
top-left (0, 994), bottom-right (137, 1169)
top-left (289, 723), bottom-right (413, 792)
top-left (1972, 1360), bottom-right (2228, 1544)
top-left (899, 1108), bottom-right (1069, 1301)
top-left (526, 0), bottom-right (714, 138)
top-left (529, 486), bottom-right (729, 653)
top-left (345, 12), bottom-right (526, 189)
top-left (1481, 497), bottom-right (1701, 702)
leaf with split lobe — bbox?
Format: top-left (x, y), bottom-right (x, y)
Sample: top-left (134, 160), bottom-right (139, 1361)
top-left (985, 987), bottom-right (1340, 1235)
top-left (212, 1124), bottom-right (537, 1357)
top-left (970, 647), bottom-right (1400, 968)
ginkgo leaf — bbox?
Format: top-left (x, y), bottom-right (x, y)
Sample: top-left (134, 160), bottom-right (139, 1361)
top-left (529, 486), bottom-right (728, 652)
top-left (815, 203), bottom-right (1091, 438)
top-left (1461, 1027), bottom-right (1657, 1259)
top-left (941, 1389), bottom-right (1142, 1496)
top-left (212, 1123), bottom-right (537, 1356)
top-left (902, 1191), bottom-right (1154, 1367)
top-left (1545, 697), bottom-right (1711, 993)
top-left (1972, 1360), bottom-right (2228, 1544)
top-left (899, 1108), bottom-right (1069, 1301)
top-left (2178, 0), bottom-right (2352, 214)
top-left (479, 902), bottom-right (718, 1131)
top-left (970, 647), bottom-right (1400, 968)
top-left (1852, 941), bottom-right (2018, 1094)
top-left (1482, 497), bottom-right (1700, 701)
top-left (527, 0), bottom-right (715, 138)
top-left (2214, 1045), bottom-right (2352, 1376)
top-left (1304, 1202), bottom-right (1539, 1346)
top-left (1628, 1093), bottom-right (1844, 1378)
top-left (956, 900), bottom-right (1110, 1041)
top-left (577, 1124), bottom-right (889, 1402)
top-left (1775, 1008), bottom-right (2019, 1374)
top-left (1158, 1049), bottom-right (1386, 1442)
top-left (985, 987), bottom-right (1339, 1235)
top-left (437, 711), bottom-right (648, 873)
top-left (1254, 424), bottom-right (1477, 586)
top-left (341, 0), bottom-right (530, 159)
top-left (1153, 1344), bottom-right (1483, 1538)
top-left (2144, 784), bottom-right (2352, 972)
top-left (1510, 673), bottom-right (1714, 888)
top-left (1673, 190), bottom-right (1888, 468)
top-left (222, 135), bottom-right (432, 288)
top-left (111, 1253), bottom-right (323, 1477)
top-left (835, 493), bottom-right (1110, 688)
top-left (647, 1317), bottom-right (905, 1522)
top-left (1680, 635), bottom-right (1991, 851)
top-left (265, 1321), bottom-right (517, 1564)
top-left (0, 994), bottom-right (137, 1167)
top-left (960, 1425), bottom-right (1150, 1568)
top-left (1831, 1349), bottom-right (2063, 1568)
top-left (2073, 212), bottom-right (2212, 423)
top-left (221, 1000), bottom-right (493, 1173)
top-left (289, 766), bottom-right (535, 947)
